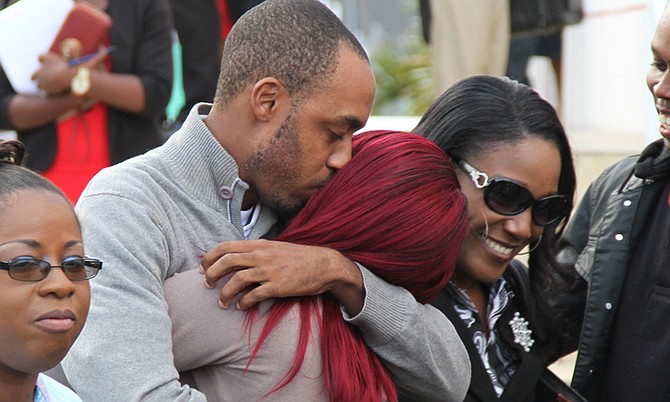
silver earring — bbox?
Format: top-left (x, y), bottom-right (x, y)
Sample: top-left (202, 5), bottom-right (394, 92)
top-left (518, 235), bottom-right (542, 256)
top-left (479, 211), bottom-right (489, 239)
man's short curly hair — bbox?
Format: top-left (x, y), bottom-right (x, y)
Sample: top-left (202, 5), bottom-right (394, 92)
top-left (215, 0), bottom-right (368, 106)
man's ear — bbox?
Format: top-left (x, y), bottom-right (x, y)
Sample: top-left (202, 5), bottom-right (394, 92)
top-left (251, 77), bottom-right (290, 122)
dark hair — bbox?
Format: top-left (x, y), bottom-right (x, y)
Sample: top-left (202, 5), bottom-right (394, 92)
top-left (247, 130), bottom-right (468, 402)
top-left (414, 75), bottom-right (577, 356)
top-left (0, 140), bottom-right (68, 203)
top-left (215, 0), bottom-right (368, 106)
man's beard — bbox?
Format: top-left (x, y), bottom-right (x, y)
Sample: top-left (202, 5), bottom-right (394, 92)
top-left (244, 113), bottom-right (304, 219)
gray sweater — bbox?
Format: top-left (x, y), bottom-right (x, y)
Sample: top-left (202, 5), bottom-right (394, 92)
top-left (62, 104), bottom-right (470, 401)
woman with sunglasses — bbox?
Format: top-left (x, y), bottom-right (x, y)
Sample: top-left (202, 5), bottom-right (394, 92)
top-left (405, 75), bottom-right (581, 402)
top-left (0, 140), bottom-right (102, 401)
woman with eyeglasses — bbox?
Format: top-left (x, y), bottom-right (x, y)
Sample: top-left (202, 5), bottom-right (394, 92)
top-left (403, 75), bottom-right (582, 402)
top-left (0, 140), bottom-right (102, 401)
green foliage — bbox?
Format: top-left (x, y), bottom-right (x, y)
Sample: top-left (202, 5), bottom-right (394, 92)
top-left (371, 41), bottom-right (433, 116)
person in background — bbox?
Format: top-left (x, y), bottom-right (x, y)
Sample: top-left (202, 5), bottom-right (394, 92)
top-left (0, 140), bottom-right (102, 401)
top-left (167, 0), bottom-right (265, 127)
top-left (420, 0), bottom-right (510, 98)
top-left (0, 0), bottom-right (173, 203)
top-left (506, 30), bottom-right (563, 97)
top-left (168, 0), bottom-right (220, 127)
top-left (557, 3), bottom-right (670, 401)
top-left (506, 0), bottom-right (582, 113)
top-left (165, 130), bottom-right (468, 402)
top-left (61, 1), bottom-right (471, 400)
top-left (402, 75), bottom-right (580, 401)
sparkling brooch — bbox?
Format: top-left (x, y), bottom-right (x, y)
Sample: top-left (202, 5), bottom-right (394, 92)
top-left (509, 312), bottom-right (534, 352)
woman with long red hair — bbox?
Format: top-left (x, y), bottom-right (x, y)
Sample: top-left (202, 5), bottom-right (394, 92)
top-left (164, 130), bottom-right (468, 401)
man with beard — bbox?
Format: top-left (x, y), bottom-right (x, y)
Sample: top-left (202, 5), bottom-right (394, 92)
top-left (557, 2), bottom-right (670, 401)
top-left (59, 1), bottom-right (471, 401)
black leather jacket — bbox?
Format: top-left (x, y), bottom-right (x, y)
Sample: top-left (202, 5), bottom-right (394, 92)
top-left (557, 139), bottom-right (670, 400)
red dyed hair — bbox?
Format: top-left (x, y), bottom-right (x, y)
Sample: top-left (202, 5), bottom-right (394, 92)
top-left (247, 130), bottom-right (468, 401)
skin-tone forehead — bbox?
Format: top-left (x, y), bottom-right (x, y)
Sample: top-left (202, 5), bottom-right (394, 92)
top-left (653, 8), bottom-right (670, 51)
top-left (0, 190), bottom-right (81, 253)
top-left (302, 46), bottom-right (375, 128)
top-left (467, 136), bottom-right (561, 195)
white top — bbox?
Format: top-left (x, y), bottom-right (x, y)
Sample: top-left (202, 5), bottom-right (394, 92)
top-left (34, 374), bottom-right (81, 402)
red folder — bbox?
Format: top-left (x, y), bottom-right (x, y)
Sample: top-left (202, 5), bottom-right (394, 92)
top-left (49, 2), bottom-right (112, 61)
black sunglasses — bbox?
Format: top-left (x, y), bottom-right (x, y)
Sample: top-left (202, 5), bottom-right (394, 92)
top-left (0, 256), bottom-right (102, 282)
top-left (456, 159), bottom-right (570, 226)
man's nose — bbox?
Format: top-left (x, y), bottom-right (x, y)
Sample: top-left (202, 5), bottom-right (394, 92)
top-left (654, 71), bottom-right (670, 101)
top-left (326, 137), bottom-right (352, 170)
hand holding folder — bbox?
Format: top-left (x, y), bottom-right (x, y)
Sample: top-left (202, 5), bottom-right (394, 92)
top-left (30, 45), bottom-right (114, 96)
top-left (0, 0), bottom-right (112, 94)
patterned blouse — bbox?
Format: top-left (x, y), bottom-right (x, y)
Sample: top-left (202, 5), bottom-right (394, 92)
top-left (446, 278), bottom-right (521, 397)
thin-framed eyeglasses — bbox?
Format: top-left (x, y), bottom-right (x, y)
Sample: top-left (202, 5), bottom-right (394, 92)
top-left (0, 256), bottom-right (103, 282)
top-left (456, 159), bottom-right (570, 226)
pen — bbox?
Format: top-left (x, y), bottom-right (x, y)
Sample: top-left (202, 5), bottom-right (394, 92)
top-left (68, 46), bottom-right (116, 66)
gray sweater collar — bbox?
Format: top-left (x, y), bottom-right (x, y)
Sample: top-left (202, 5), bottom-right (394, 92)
top-left (161, 103), bottom-right (250, 211)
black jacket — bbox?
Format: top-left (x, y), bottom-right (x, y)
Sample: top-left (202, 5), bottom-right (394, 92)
top-left (557, 139), bottom-right (670, 400)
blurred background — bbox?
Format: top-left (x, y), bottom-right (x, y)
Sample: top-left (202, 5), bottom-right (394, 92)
top-left (2, 0), bottom-right (663, 202)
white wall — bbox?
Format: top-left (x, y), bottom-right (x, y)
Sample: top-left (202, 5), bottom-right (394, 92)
top-left (354, 0), bottom-right (666, 148)
top-left (560, 0), bottom-right (664, 144)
